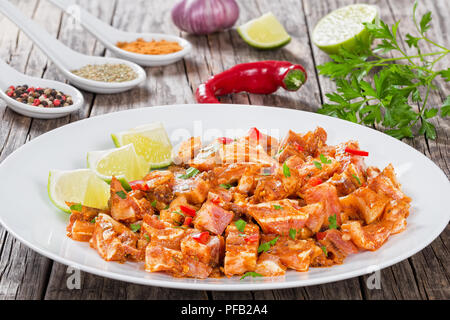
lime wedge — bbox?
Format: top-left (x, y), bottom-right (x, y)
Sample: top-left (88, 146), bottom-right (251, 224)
top-left (312, 4), bottom-right (379, 55)
top-left (237, 12), bottom-right (291, 49)
top-left (87, 144), bottom-right (148, 182)
top-left (111, 122), bottom-right (172, 169)
top-left (48, 169), bottom-right (110, 212)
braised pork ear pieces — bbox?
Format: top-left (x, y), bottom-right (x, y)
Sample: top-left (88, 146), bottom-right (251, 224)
top-left (65, 127), bottom-right (411, 279)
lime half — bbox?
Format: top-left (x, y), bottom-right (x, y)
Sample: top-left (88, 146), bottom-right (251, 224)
top-left (87, 144), bottom-right (148, 182)
top-left (312, 4), bottom-right (379, 55)
top-left (48, 169), bottom-right (110, 212)
top-left (237, 12), bottom-right (291, 49)
top-left (111, 122), bottom-right (172, 169)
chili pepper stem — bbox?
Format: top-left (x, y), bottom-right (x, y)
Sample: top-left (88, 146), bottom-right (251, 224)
top-left (283, 69), bottom-right (306, 91)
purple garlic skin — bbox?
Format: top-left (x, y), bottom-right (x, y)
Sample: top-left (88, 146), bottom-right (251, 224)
top-left (172, 0), bottom-right (240, 35)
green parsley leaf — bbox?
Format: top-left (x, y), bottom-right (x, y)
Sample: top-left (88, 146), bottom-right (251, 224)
top-left (289, 228), bottom-right (297, 240)
top-left (240, 272), bottom-right (263, 280)
top-left (90, 217), bottom-right (96, 224)
top-left (441, 95), bottom-right (450, 117)
top-left (130, 223), bottom-right (141, 232)
top-left (151, 200), bottom-right (157, 208)
top-left (179, 167), bottom-right (200, 179)
top-left (115, 191), bottom-right (127, 199)
top-left (235, 219), bottom-right (246, 233)
top-left (283, 162), bottom-right (291, 177)
top-left (273, 205), bottom-right (283, 210)
top-left (319, 154), bottom-right (332, 164)
top-left (69, 203), bottom-right (82, 212)
top-left (219, 183), bottom-right (232, 189)
top-left (352, 174), bottom-right (361, 185)
top-left (258, 236), bottom-right (279, 253)
top-left (313, 161), bottom-right (323, 170)
top-left (328, 214), bottom-right (338, 230)
top-left (321, 245), bottom-right (328, 257)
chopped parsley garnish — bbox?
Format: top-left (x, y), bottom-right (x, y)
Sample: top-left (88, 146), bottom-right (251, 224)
top-left (69, 203), bottom-right (82, 212)
top-left (328, 214), bottom-right (338, 230)
top-left (273, 205), bottom-right (283, 210)
top-left (235, 219), bottom-right (246, 233)
top-left (151, 200), bottom-right (157, 208)
top-left (313, 161), bottom-right (323, 170)
top-left (219, 183), bottom-right (232, 190)
top-left (240, 272), bottom-right (263, 280)
top-left (258, 236), bottom-right (279, 253)
top-left (115, 191), bottom-right (127, 199)
top-left (179, 167), bottom-right (200, 179)
top-left (90, 217), bottom-right (96, 224)
top-left (352, 174), bottom-right (362, 185)
top-left (321, 245), bottom-right (328, 256)
top-left (289, 228), bottom-right (297, 240)
top-left (283, 162), bottom-right (291, 177)
top-left (130, 223), bottom-right (141, 232)
top-left (319, 154), bottom-right (332, 164)
top-left (144, 234), bottom-right (150, 241)
top-left (164, 205), bottom-right (170, 210)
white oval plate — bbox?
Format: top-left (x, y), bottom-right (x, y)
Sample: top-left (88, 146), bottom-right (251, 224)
top-left (0, 104), bottom-right (448, 291)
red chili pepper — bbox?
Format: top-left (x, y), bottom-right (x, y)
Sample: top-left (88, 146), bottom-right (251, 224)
top-left (211, 196), bottom-right (221, 205)
top-left (192, 231), bottom-right (210, 244)
top-left (248, 127), bottom-right (262, 141)
top-left (316, 232), bottom-right (327, 241)
top-left (180, 205), bottom-right (196, 217)
top-left (344, 147), bottom-right (369, 157)
top-left (309, 177), bottom-right (323, 187)
top-left (244, 234), bottom-right (259, 243)
top-left (129, 180), bottom-right (150, 191)
top-left (217, 137), bottom-right (233, 144)
top-left (183, 216), bottom-right (193, 226)
top-left (195, 61), bottom-right (307, 103)
top-left (293, 142), bottom-right (304, 152)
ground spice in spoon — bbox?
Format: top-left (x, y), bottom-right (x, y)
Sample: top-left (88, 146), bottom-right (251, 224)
top-left (71, 64), bottom-right (137, 83)
top-left (116, 38), bottom-right (183, 55)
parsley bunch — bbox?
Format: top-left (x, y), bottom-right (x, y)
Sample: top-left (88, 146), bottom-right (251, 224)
top-left (317, 1), bottom-right (449, 140)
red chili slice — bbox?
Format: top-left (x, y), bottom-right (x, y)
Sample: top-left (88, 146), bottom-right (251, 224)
top-left (344, 147), bottom-right (369, 156)
top-left (309, 177), bottom-right (323, 187)
top-left (180, 205), bottom-right (196, 217)
top-left (192, 232), bottom-right (210, 244)
top-left (244, 234), bottom-right (259, 243)
top-left (211, 196), bottom-right (221, 205)
top-left (293, 142), bottom-right (304, 152)
top-left (183, 216), bottom-right (193, 226)
top-left (316, 232), bottom-right (327, 241)
top-left (248, 127), bottom-right (262, 140)
top-left (217, 137), bottom-right (233, 144)
top-left (129, 180), bottom-right (150, 191)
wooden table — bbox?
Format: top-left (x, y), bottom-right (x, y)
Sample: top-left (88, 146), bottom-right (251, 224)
top-left (0, 0), bottom-right (448, 300)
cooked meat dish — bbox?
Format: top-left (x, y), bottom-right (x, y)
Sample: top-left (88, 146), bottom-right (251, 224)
top-left (66, 127), bottom-right (411, 279)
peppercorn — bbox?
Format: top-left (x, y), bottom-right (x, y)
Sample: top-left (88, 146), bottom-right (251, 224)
top-left (4, 85), bottom-right (74, 108)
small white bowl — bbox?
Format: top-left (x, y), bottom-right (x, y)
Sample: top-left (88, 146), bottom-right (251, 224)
top-left (0, 60), bottom-right (83, 119)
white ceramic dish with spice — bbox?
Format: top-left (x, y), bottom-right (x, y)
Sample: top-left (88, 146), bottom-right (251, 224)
top-left (49, 0), bottom-right (192, 67)
top-left (0, 0), bottom-right (146, 94)
top-left (0, 59), bottom-right (83, 119)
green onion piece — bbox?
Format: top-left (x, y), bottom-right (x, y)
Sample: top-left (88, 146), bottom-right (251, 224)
top-left (151, 200), bottom-right (157, 208)
top-left (120, 179), bottom-right (132, 192)
top-left (144, 234), bottom-right (150, 241)
top-left (283, 162), bottom-right (291, 177)
top-left (352, 174), bottom-right (362, 185)
top-left (328, 214), bottom-right (338, 230)
top-left (313, 161), bottom-right (323, 170)
top-left (219, 183), bottom-right (232, 189)
top-left (90, 217), bottom-right (96, 224)
top-left (258, 236), bottom-right (279, 253)
top-left (289, 228), bottom-right (297, 240)
top-left (319, 154), bottom-right (332, 164)
top-left (235, 219), bottom-right (246, 233)
top-left (179, 167), bottom-right (200, 179)
top-left (130, 223), bottom-right (141, 232)
top-left (115, 191), bottom-right (127, 199)
top-left (321, 245), bottom-right (328, 256)
top-left (69, 203), bottom-right (83, 212)
top-left (240, 272), bottom-right (263, 280)
top-left (273, 205), bottom-right (283, 210)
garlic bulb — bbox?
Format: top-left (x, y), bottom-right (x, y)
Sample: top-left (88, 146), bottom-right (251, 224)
top-left (171, 0), bottom-right (240, 35)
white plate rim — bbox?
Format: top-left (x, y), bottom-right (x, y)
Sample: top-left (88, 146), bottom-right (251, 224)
top-left (0, 103), bottom-right (448, 291)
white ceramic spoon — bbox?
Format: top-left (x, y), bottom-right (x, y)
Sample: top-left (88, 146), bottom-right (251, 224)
top-left (0, 0), bottom-right (146, 94)
top-left (0, 59), bottom-right (84, 119)
top-left (49, 0), bottom-right (192, 67)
